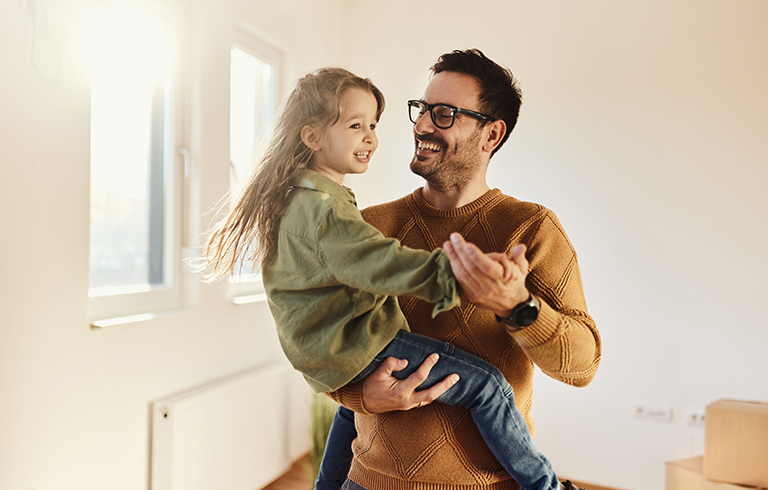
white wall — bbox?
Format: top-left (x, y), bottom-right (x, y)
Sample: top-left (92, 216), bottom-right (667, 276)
top-left (2, 1), bottom-right (767, 489)
top-left (342, 1), bottom-right (768, 490)
top-left (0, 1), bottom-right (340, 489)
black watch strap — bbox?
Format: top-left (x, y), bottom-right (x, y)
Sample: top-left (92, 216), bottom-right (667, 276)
top-left (495, 294), bottom-right (541, 332)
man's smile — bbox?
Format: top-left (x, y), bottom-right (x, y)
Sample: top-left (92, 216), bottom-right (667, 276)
top-left (416, 138), bottom-right (444, 154)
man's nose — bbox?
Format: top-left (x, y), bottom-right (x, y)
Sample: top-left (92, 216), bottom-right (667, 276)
top-left (413, 110), bottom-right (435, 134)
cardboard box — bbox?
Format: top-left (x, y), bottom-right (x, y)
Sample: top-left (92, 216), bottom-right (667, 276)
top-left (666, 457), bottom-right (763, 490)
top-left (704, 399), bottom-right (768, 488)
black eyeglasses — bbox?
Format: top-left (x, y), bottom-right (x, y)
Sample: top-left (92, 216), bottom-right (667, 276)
top-left (407, 100), bottom-right (494, 129)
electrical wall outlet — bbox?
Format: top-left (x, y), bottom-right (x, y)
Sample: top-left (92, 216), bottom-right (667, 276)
top-left (685, 407), bottom-right (706, 427)
top-left (634, 403), bottom-right (673, 422)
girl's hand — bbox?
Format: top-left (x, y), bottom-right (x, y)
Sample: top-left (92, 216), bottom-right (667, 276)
top-left (443, 233), bottom-right (530, 317)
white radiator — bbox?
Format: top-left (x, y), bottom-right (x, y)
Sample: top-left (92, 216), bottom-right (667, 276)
top-left (150, 361), bottom-right (311, 490)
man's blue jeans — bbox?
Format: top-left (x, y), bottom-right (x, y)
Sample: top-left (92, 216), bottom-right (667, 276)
top-left (314, 330), bottom-right (559, 490)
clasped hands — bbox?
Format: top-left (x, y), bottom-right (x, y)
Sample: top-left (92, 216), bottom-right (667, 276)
top-left (360, 233), bottom-right (530, 413)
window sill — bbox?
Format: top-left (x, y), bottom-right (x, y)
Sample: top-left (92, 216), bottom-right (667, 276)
top-left (90, 307), bottom-right (196, 329)
top-left (231, 292), bottom-right (268, 305)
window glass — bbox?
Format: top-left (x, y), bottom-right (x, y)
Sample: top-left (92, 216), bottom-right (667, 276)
top-left (82, 2), bottom-right (180, 320)
top-left (83, 2), bottom-right (172, 295)
top-left (228, 46), bottom-right (276, 283)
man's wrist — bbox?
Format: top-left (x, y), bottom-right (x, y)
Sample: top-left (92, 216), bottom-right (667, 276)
top-left (495, 293), bottom-right (541, 332)
top-left (493, 290), bottom-right (531, 318)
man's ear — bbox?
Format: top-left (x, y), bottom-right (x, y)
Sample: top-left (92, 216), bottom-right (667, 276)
top-left (481, 119), bottom-right (506, 154)
top-left (301, 125), bottom-right (322, 151)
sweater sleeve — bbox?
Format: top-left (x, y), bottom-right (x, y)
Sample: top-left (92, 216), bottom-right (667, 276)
top-left (509, 209), bottom-right (601, 388)
top-left (324, 382), bottom-right (373, 415)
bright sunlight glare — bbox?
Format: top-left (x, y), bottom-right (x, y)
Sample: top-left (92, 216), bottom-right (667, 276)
top-left (83, 1), bottom-right (174, 291)
top-left (81, 1), bottom-right (172, 202)
top-left (80, 2), bottom-right (171, 82)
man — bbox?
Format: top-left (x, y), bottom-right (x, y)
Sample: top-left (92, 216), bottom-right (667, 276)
top-left (327, 48), bottom-right (601, 490)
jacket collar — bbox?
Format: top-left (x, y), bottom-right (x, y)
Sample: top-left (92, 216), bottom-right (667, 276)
top-left (293, 169), bottom-right (357, 205)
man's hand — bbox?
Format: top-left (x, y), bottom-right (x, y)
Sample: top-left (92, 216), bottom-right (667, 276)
top-left (443, 232), bottom-right (530, 317)
top-left (360, 355), bottom-right (459, 414)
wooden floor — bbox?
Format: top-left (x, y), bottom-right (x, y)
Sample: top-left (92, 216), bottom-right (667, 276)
top-left (262, 455), bottom-right (313, 490)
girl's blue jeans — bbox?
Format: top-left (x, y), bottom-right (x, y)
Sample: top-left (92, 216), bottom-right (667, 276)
top-left (314, 330), bottom-right (559, 490)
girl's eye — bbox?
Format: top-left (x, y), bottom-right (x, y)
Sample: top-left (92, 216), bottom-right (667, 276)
top-left (369, 124), bottom-right (376, 130)
top-left (350, 123), bottom-right (361, 129)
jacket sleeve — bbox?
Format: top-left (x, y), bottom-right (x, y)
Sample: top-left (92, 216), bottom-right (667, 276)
top-left (317, 200), bottom-right (460, 316)
top-left (509, 209), bottom-right (601, 388)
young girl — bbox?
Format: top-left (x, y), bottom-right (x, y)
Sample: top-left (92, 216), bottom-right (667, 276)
top-left (202, 67), bottom-right (563, 490)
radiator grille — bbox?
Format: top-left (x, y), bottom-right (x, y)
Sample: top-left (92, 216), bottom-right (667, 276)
top-left (150, 362), bottom-right (310, 490)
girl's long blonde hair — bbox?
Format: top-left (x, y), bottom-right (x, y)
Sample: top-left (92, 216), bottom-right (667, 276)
top-left (202, 67), bottom-right (385, 281)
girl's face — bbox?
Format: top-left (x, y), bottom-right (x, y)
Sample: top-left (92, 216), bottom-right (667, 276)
top-left (309, 87), bottom-right (379, 185)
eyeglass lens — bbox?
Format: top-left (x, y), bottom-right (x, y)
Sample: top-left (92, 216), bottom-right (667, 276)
top-left (409, 102), bottom-right (456, 129)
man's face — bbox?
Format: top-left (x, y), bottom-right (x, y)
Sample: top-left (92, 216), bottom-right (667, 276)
top-left (409, 71), bottom-right (486, 191)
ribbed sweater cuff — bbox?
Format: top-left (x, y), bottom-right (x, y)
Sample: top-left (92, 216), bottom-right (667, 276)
top-left (334, 381), bottom-right (373, 416)
top-left (509, 300), bottom-right (559, 348)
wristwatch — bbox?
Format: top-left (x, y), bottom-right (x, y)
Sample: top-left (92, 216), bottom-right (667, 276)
top-left (495, 293), bottom-right (541, 332)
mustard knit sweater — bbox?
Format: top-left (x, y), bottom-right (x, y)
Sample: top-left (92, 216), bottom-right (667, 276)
top-left (327, 188), bottom-right (601, 490)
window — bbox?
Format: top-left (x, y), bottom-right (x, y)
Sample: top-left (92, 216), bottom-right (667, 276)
top-left (228, 33), bottom-right (280, 303)
top-left (82, 0), bottom-right (183, 322)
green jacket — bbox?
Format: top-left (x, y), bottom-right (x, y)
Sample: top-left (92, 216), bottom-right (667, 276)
top-left (262, 169), bottom-right (460, 393)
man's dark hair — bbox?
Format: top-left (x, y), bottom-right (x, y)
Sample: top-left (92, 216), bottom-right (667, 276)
top-left (431, 48), bottom-right (522, 156)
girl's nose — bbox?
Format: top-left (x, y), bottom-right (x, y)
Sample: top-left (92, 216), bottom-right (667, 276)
top-left (364, 127), bottom-right (377, 144)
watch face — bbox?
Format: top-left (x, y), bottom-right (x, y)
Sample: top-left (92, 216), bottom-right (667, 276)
top-left (516, 305), bottom-right (539, 327)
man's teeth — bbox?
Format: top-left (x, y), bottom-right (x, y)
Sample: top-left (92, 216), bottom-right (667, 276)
top-left (419, 141), bottom-right (442, 151)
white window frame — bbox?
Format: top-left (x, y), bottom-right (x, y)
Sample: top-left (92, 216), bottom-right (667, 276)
top-left (228, 28), bottom-right (283, 305)
top-left (86, 0), bottom-right (188, 325)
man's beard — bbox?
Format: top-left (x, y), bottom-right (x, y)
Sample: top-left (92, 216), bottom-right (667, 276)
top-left (409, 129), bottom-right (483, 192)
